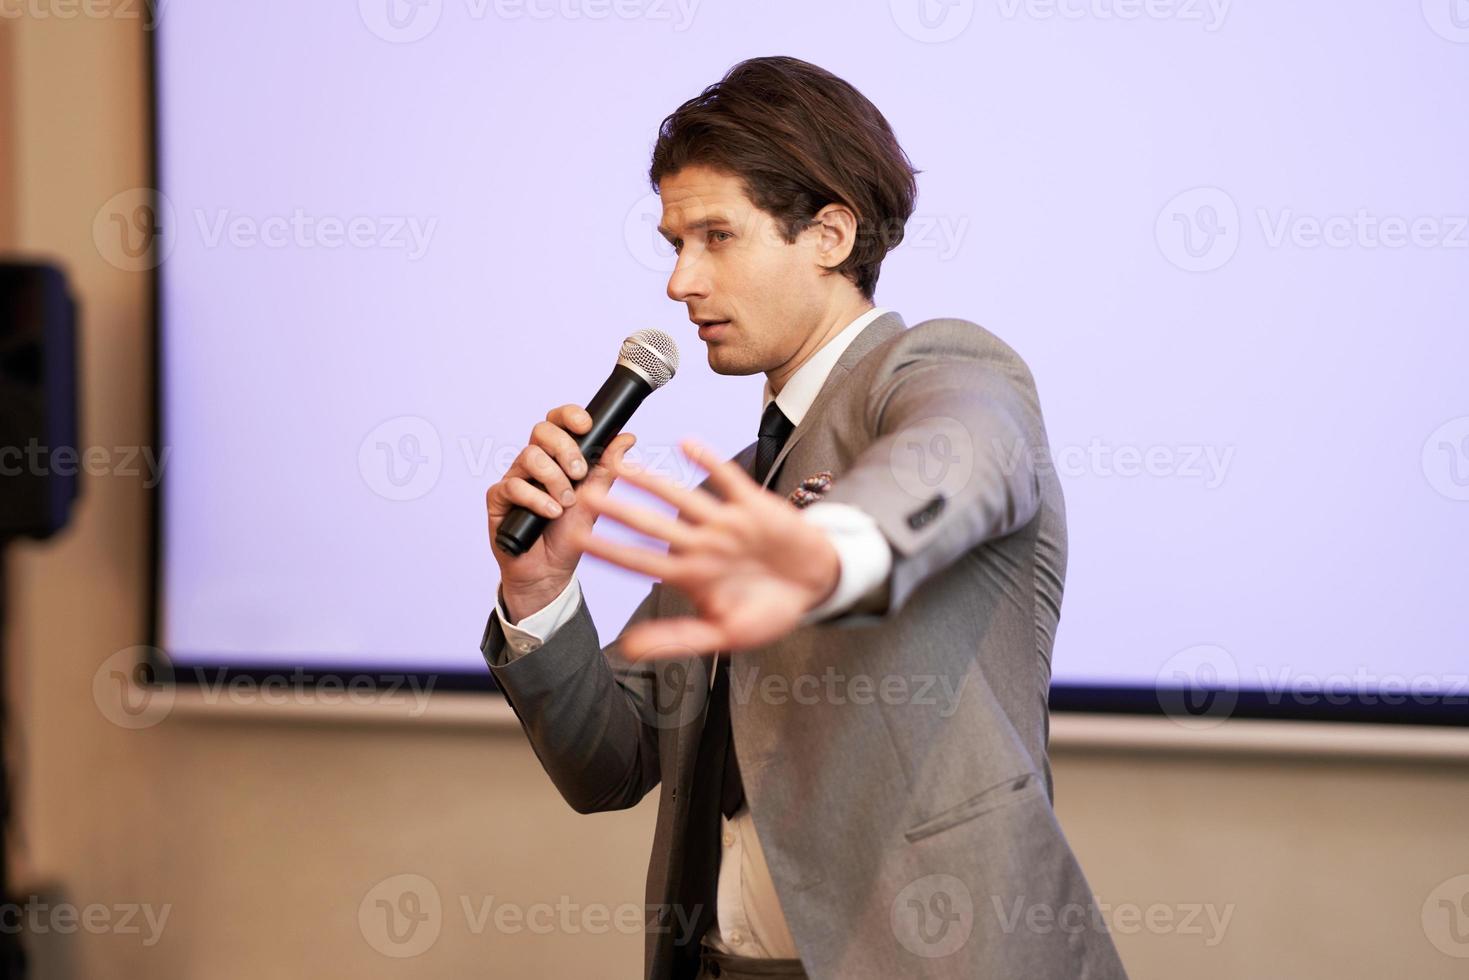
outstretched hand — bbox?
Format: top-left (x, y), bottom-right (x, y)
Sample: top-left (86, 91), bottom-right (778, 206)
top-left (569, 438), bottom-right (840, 659)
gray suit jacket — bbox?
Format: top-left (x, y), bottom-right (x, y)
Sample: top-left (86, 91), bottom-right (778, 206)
top-left (480, 312), bottom-right (1129, 980)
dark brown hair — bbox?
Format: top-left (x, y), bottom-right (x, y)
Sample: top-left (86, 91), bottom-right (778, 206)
top-left (648, 56), bottom-right (919, 301)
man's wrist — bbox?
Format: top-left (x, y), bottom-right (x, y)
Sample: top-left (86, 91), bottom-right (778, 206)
top-left (502, 578), bottom-right (573, 624)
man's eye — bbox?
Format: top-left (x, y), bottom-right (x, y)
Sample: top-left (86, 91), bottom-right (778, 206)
top-left (708, 230), bottom-right (732, 244)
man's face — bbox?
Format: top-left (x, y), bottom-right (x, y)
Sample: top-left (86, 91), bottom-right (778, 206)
top-left (657, 165), bottom-right (831, 376)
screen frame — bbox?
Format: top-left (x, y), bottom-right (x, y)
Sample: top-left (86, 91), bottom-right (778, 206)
top-left (141, 30), bottom-right (1467, 727)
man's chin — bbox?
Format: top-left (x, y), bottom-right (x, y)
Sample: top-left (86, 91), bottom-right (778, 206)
top-left (705, 347), bottom-right (759, 377)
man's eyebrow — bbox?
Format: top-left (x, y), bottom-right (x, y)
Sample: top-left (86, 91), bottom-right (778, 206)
top-left (656, 216), bottom-right (732, 239)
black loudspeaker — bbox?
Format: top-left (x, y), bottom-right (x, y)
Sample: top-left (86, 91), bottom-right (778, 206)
top-left (0, 262), bottom-right (79, 542)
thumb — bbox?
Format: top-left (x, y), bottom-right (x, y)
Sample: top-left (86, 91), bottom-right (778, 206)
top-left (584, 432), bottom-right (636, 492)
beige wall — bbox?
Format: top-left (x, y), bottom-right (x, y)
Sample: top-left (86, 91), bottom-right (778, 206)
top-left (3, 13), bottom-right (1467, 980)
top-left (0, 21), bottom-right (13, 245)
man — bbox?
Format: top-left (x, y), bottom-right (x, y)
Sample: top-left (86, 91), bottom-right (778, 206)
top-left (482, 56), bottom-right (1127, 980)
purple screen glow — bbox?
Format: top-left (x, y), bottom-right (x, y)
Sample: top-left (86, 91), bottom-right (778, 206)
top-left (155, 0), bottom-right (1469, 702)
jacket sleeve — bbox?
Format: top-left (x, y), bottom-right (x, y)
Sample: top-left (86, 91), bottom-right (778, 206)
top-left (817, 319), bottom-right (1045, 620)
top-left (480, 582), bottom-right (667, 814)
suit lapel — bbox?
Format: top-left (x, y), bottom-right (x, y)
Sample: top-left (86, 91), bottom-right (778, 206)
top-left (669, 311), bottom-right (907, 792)
top-left (763, 310), bottom-right (906, 488)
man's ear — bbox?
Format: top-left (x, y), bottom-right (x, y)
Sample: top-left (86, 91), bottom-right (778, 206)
top-left (809, 202), bottom-right (861, 270)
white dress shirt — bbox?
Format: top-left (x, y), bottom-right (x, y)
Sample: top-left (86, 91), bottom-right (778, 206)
top-left (491, 306), bottom-right (896, 958)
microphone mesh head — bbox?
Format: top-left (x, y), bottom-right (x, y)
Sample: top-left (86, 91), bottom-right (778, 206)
top-left (618, 329), bottom-right (680, 390)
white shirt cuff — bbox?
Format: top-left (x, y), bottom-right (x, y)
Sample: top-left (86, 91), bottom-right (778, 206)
top-left (796, 502), bottom-right (893, 625)
top-left (496, 576), bottom-right (583, 658)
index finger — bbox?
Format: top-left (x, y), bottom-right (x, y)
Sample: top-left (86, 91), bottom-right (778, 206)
top-left (612, 453), bottom-right (723, 524)
top-left (678, 438), bottom-right (761, 502)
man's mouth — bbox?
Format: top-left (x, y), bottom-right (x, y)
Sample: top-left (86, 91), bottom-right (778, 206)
top-left (696, 319), bottom-right (730, 339)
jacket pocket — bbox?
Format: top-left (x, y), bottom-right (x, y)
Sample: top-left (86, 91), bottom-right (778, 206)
top-left (902, 770), bottom-right (1043, 843)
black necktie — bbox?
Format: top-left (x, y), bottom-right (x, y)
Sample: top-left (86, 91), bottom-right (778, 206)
top-left (755, 400), bottom-right (796, 485)
top-left (718, 401), bottom-right (794, 816)
top-left (672, 401), bottom-right (796, 963)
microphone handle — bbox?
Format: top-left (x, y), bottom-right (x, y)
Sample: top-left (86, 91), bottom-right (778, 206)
top-left (494, 363), bottom-right (653, 556)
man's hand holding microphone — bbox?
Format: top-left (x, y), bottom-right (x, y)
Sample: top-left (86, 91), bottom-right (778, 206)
top-left (482, 327), bottom-right (840, 658)
top-left (485, 404), bottom-right (637, 623)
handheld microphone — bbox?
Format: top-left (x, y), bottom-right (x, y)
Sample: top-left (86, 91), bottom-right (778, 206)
top-left (494, 329), bottom-right (680, 557)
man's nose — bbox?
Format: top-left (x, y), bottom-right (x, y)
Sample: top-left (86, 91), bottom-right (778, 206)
top-left (666, 252), bottom-right (709, 304)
